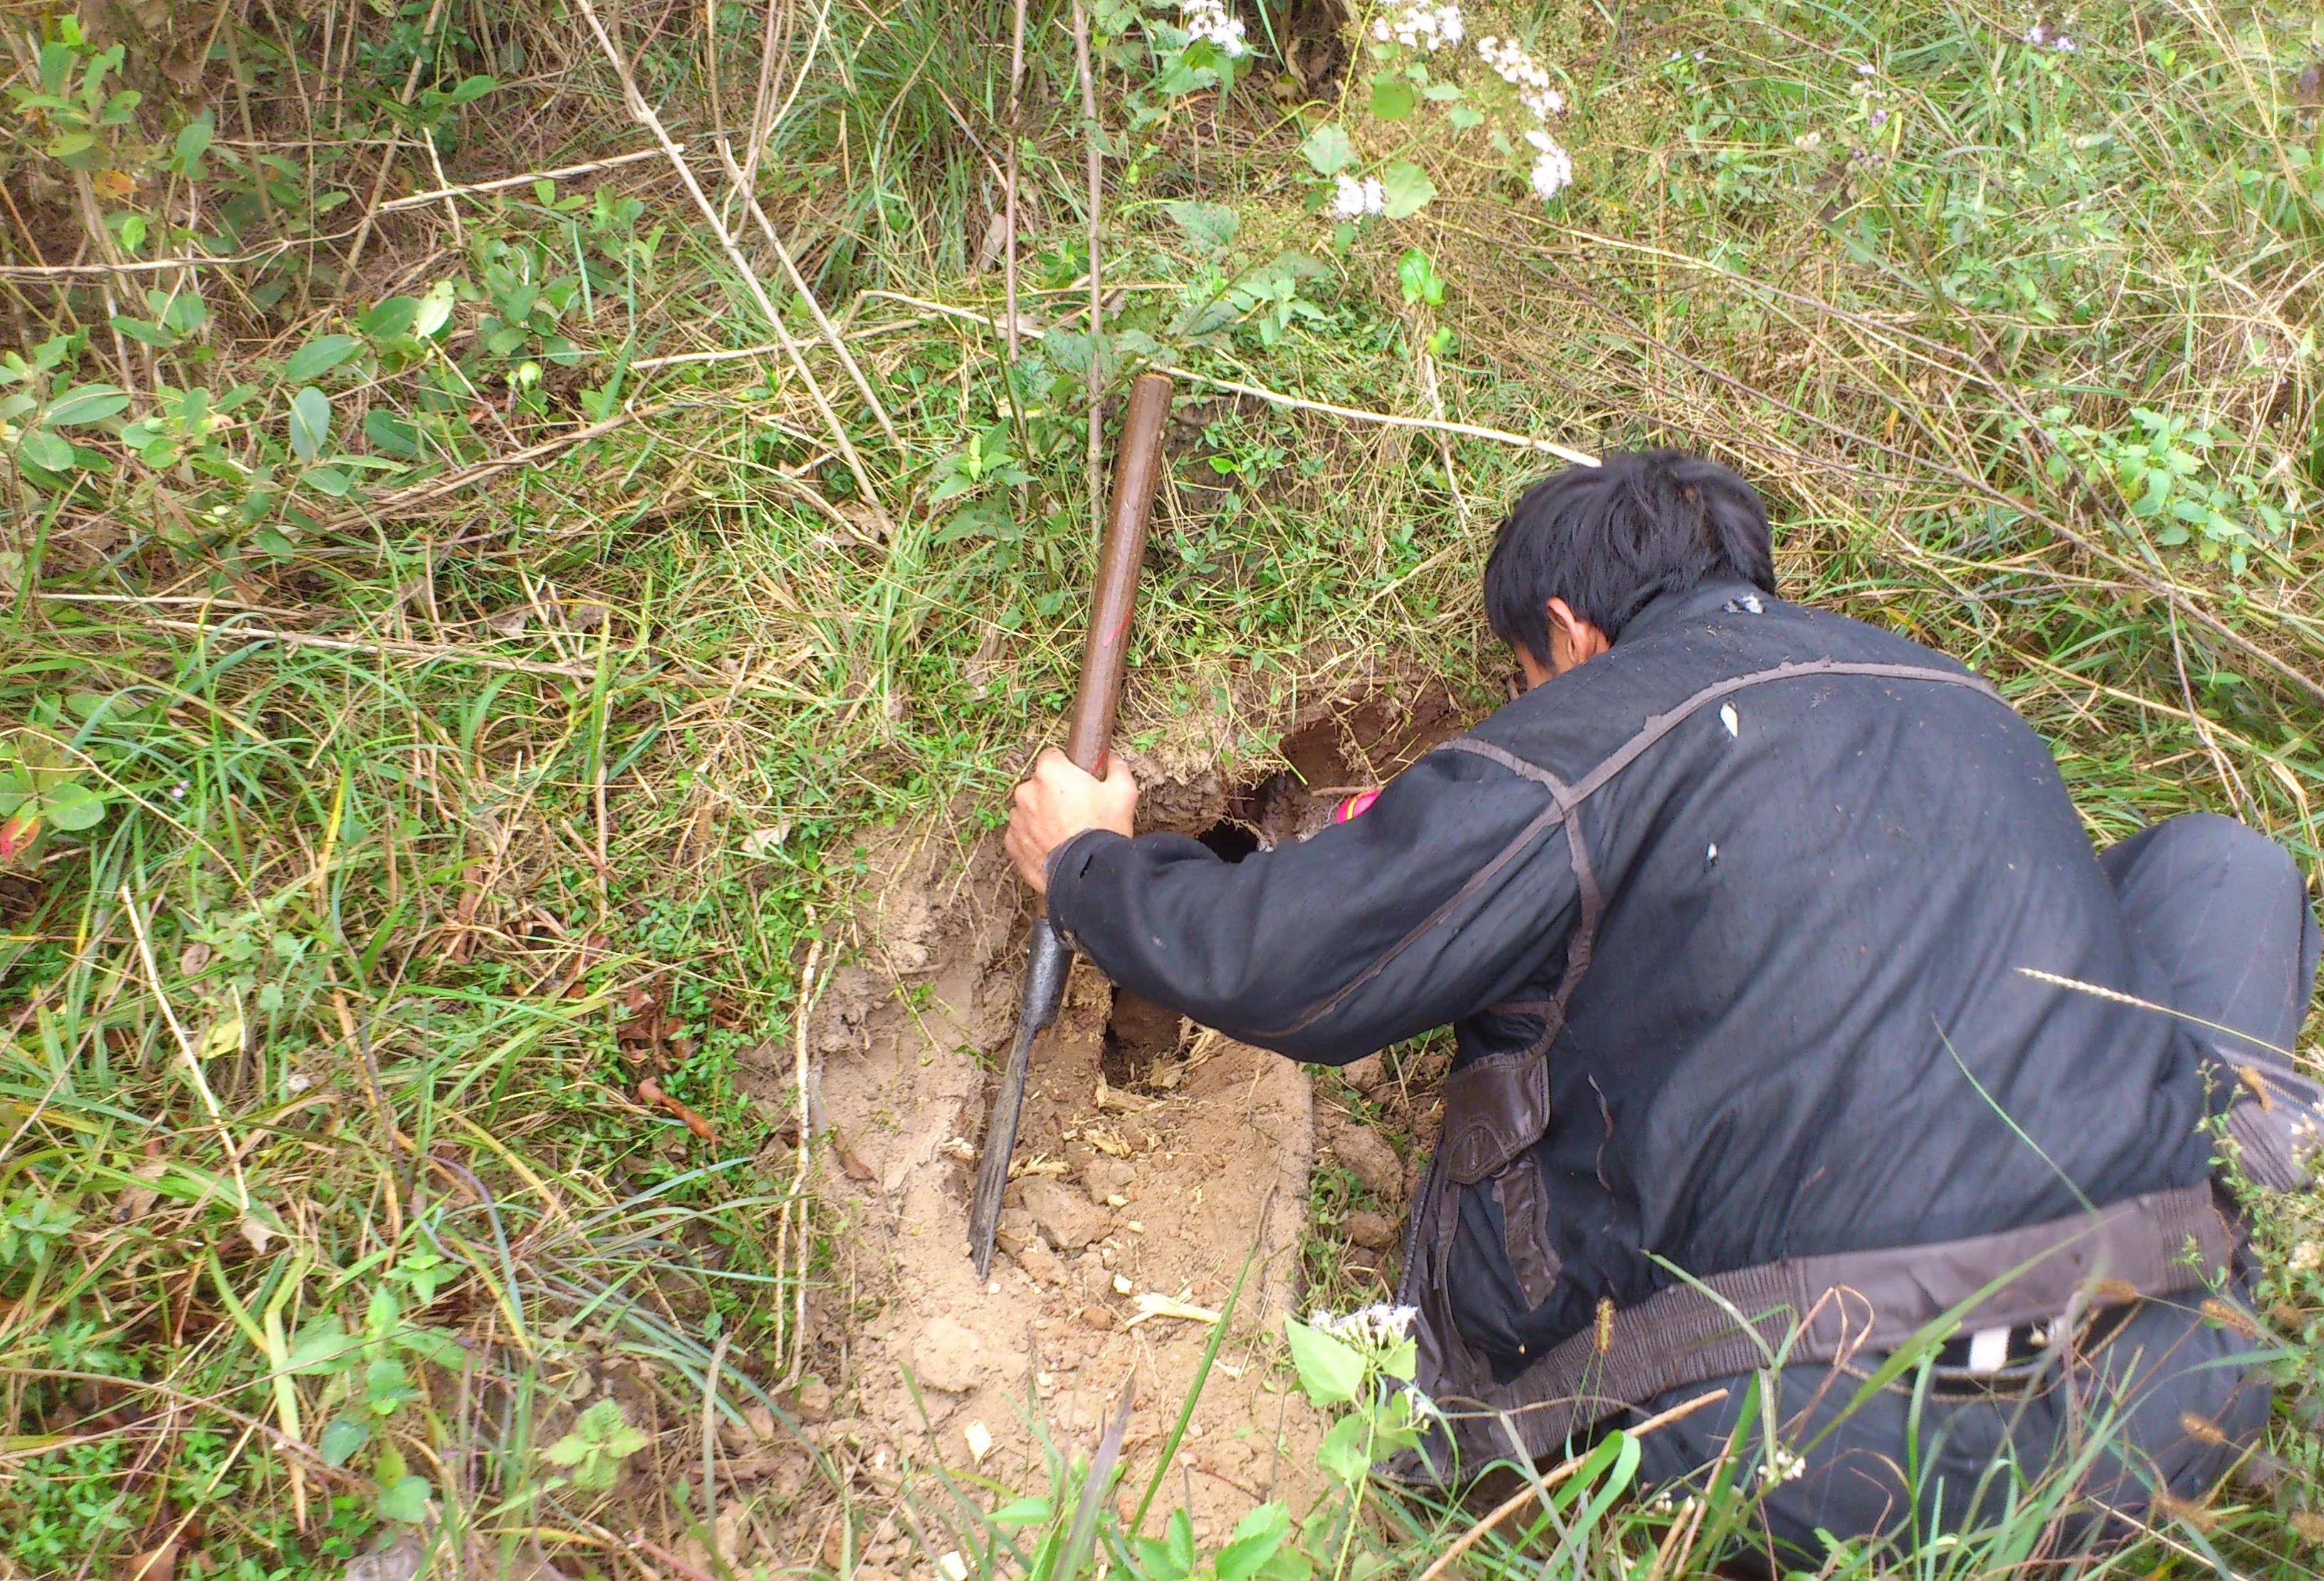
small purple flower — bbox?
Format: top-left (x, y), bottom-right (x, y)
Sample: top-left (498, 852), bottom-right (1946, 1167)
top-left (1855, 61), bottom-right (1876, 75)
top-left (1868, 107), bottom-right (1888, 127)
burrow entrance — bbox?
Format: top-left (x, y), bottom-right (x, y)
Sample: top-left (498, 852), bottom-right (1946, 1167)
top-left (1096, 677), bottom-right (1462, 1091)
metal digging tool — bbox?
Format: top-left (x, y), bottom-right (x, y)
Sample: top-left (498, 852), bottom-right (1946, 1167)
top-left (967, 370), bottom-right (1174, 1278)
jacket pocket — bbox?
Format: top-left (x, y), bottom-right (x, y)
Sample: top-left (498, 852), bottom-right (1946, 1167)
top-left (1442, 1048), bottom-right (1561, 1309)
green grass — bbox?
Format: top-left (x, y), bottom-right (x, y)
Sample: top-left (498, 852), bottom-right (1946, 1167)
top-left (1, 0), bottom-right (2321, 1575)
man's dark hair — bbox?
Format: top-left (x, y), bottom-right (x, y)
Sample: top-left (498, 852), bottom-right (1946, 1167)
top-left (1484, 449), bottom-right (1778, 660)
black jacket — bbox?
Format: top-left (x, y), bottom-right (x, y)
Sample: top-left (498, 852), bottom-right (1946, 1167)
top-left (1046, 582), bottom-right (2216, 1364)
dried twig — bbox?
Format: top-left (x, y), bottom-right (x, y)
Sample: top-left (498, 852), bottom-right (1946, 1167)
top-left (120, 887), bottom-right (256, 1221)
top-left (1412, 1388), bottom-right (1727, 1581)
top-left (572, 0), bottom-right (893, 528)
top-left (777, 924), bottom-right (827, 1387)
top-left (638, 1075), bottom-right (718, 1141)
top-left (377, 145), bottom-right (674, 212)
top-left (707, 137), bottom-right (899, 448)
top-left (344, 0), bottom-right (449, 273)
top-left (844, 291), bottom-right (1605, 464)
top-left (120, 615), bottom-right (607, 680)
top-left (1003, 0), bottom-right (1029, 362)
top-left (1069, 0), bottom-right (1106, 531)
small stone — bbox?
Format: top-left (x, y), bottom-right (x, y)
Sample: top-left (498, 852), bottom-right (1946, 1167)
top-left (993, 1206), bottom-right (1039, 1257)
top-left (1331, 1123), bottom-right (1405, 1204)
top-left (1014, 1238), bottom-right (1064, 1286)
top-left (342, 1536), bottom-right (424, 1581)
top-left (1078, 1303), bottom-right (1117, 1331)
top-left (1111, 1273), bottom-right (1134, 1295)
top-left (1344, 1209), bottom-right (1398, 1250)
top-left (1017, 1176), bottom-right (1106, 1251)
top-left (911, 1315), bottom-right (988, 1394)
top-left (1342, 1053), bottom-right (1389, 1095)
top-left (1082, 1156), bottom-right (1135, 1205)
top-left (793, 1377), bottom-right (834, 1424)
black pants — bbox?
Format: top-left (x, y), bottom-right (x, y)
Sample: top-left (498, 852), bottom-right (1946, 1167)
top-left (1626, 813), bottom-right (2319, 1560)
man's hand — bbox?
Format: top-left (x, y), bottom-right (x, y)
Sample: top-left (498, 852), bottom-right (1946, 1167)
top-left (1006, 748), bottom-right (1138, 895)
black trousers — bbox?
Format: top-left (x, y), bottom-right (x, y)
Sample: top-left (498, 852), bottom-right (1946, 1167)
top-left (1625, 813), bottom-right (2320, 1560)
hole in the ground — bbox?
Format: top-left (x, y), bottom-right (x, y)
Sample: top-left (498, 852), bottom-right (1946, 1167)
top-left (1101, 985), bottom-right (1189, 1090)
top-left (1197, 818), bottom-right (1261, 862)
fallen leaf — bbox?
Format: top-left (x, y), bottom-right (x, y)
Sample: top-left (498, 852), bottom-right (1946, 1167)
top-left (1125, 1292), bottom-right (1223, 1329)
top-left (637, 1077), bottom-right (716, 1142)
top-left (115, 1539), bottom-right (177, 1581)
top-left (0, 813), bottom-right (41, 862)
top-left (831, 1132), bottom-right (879, 1183)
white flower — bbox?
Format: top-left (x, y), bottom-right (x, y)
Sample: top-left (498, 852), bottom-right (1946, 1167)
top-left (1855, 61), bottom-right (1876, 75)
top-left (1311, 1303), bottom-right (1418, 1348)
top-left (1477, 36), bottom-right (1566, 119)
top-left (1182, 0), bottom-right (1248, 56)
top-left (1759, 1444), bottom-right (1808, 1484)
top-left (2024, 21), bottom-right (2046, 44)
top-left (1331, 172), bottom-right (1386, 218)
top-left (1373, 0), bottom-right (1463, 51)
top-left (2052, 34), bottom-right (2075, 51)
top-left (1529, 139), bottom-right (1574, 201)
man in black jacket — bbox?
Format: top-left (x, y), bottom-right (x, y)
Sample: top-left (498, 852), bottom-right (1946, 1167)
top-left (1003, 450), bottom-right (2318, 1553)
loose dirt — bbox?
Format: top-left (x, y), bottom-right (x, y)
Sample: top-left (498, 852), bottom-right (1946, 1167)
top-left (775, 674), bottom-right (1469, 1554)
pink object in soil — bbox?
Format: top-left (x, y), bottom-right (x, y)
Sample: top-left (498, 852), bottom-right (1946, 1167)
top-left (1331, 788), bottom-right (1382, 824)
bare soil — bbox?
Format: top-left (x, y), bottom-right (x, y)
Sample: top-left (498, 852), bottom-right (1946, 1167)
top-left (757, 672), bottom-right (1470, 1560)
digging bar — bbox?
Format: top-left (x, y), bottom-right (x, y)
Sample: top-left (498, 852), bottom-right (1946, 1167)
top-left (968, 370), bottom-right (1174, 1279)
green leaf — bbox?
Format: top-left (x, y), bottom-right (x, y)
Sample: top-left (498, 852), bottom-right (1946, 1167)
top-left (284, 335), bottom-right (360, 383)
top-left (16, 429), bottom-right (75, 471)
top-left (1301, 123), bottom-right (1358, 177)
top-left (1315, 1413), bottom-right (1373, 1483)
top-left (376, 1473), bottom-right (431, 1523)
top-left (1396, 249), bottom-right (1444, 307)
top-left (359, 296), bottom-right (421, 339)
top-left (302, 465), bottom-right (352, 497)
top-left (988, 1496), bottom-right (1054, 1526)
top-left (1165, 1509), bottom-right (1197, 1573)
top-left (111, 315), bottom-right (177, 348)
top-left (172, 116), bottom-right (213, 176)
top-left (1377, 161), bottom-right (1435, 219)
top-left (363, 409), bottom-right (419, 457)
top-left (286, 1318), bottom-right (357, 1374)
top-left (392, 1324), bottom-right (466, 1369)
top-left (1215, 1503), bottom-right (1294, 1581)
top-left (1162, 199), bottom-right (1239, 257)
top-left (1282, 1318), bottom-right (1365, 1405)
top-left (44, 383), bottom-right (128, 427)
top-left (1371, 75), bottom-right (1418, 121)
top-left (38, 781), bottom-right (104, 832)
top-left (411, 281), bottom-right (456, 340)
top-left (1380, 1335), bottom-right (1418, 1383)
top-left (318, 1414), bottom-right (371, 1466)
top-left (288, 386), bottom-right (330, 464)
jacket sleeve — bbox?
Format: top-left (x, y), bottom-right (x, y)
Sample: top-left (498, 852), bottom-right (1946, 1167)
top-left (1044, 748), bottom-right (1579, 1064)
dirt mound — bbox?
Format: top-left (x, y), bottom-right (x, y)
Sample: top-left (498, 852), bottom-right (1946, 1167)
top-left (808, 823), bottom-right (1321, 1545)
top-left (774, 672), bottom-right (1471, 1556)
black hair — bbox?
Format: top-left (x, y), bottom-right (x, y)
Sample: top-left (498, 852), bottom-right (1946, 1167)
top-left (1483, 449), bottom-right (1777, 661)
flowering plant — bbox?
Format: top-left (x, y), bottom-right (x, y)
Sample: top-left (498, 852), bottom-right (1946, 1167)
top-left (1299, 1), bottom-right (1581, 236)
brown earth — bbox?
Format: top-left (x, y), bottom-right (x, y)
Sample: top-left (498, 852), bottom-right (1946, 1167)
top-left (753, 674), bottom-right (1470, 1564)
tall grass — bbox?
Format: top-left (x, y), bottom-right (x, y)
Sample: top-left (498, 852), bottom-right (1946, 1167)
top-left (0, 0), bottom-right (2318, 1575)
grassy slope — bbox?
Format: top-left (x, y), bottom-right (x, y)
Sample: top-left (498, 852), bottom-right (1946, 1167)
top-left (1, 0), bottom-right (2320, 1575)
